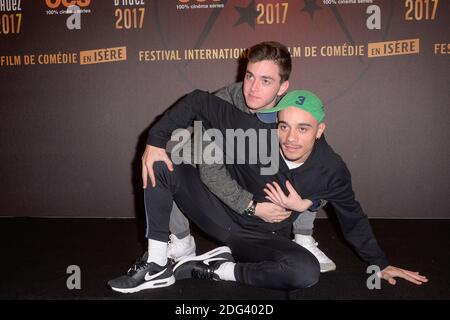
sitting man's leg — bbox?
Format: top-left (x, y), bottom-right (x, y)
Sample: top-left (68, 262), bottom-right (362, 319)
top-left (292, 209), bottom-right (336, 273)
top-left (174, 228), bottom-right (321, 291)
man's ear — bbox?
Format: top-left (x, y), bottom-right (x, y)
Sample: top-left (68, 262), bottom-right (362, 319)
top-left (277, 80), bottom-right (289, 96)
top-left (316, 122), bottom-right (326, 139)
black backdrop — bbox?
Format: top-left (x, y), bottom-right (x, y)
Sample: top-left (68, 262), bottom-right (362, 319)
top-left (0, 0), bottom-right (449, 218)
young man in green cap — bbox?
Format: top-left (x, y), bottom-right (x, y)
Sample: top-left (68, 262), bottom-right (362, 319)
top-left (108, 89), bottom-right (427, 292)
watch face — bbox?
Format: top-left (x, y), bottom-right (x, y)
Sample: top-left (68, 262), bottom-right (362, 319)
top-left (245, 207), bottom-right (254, 216)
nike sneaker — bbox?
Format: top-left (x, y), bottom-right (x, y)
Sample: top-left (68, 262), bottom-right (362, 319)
top-left (173, 246), bottom-right (234, 281)
top-left (167, 234), bottom-right (196, 262)
top-left (108, 252), bottom-right (175, 293)
top-left (294, 235), bottom-right (336, 273)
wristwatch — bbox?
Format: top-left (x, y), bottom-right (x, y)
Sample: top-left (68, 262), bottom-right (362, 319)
top-left (243, 200), bottom-right (257, 216)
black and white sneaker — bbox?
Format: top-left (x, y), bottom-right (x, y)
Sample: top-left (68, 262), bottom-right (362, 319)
top-left (108, 253), bottom-right (175, 293)
top-left (173, 246), bottom-right (234, 281)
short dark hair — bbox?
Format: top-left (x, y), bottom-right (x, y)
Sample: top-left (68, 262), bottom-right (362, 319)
top-left (247, 41), bottom-right (292, 82)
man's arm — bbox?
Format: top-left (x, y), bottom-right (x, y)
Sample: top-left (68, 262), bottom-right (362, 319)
top-left (198, 83), bottom-right (294, 217)
top-left (326, 163), bottom-right (389, 269)
top-left (147, 89), bottom-right (257, 148)
top-left (328, 166), bottom-right (428, 285)
top-left (197, 83), bottom-right (253, 213)
top-left (144, 90), bottom-right (259, 188)
top-left (147, 90), bottom-right (259, 148)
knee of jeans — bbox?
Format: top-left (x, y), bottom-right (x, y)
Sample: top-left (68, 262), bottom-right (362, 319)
top-left (283, 255), bottom-right (320, 290)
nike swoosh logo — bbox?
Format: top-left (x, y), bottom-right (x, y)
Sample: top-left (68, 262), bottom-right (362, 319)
top-left (144, 268), bottom-right (167, 281)
top-left (203, 257), bottom-right (226, 266)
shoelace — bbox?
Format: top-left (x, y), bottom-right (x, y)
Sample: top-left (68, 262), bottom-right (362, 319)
top-left (167, 235), bottom-right (179, 254)
top-left (127, 260), bottom-right (149, 276)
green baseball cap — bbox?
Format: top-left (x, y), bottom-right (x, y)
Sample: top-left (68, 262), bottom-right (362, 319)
top-left (257, 90), bottom-right (325, 123)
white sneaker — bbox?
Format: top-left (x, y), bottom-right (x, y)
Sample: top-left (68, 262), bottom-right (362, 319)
top-left (294, 235), bottom-right (336, 273)
top-left (167, 234), bottom-right (196, 262)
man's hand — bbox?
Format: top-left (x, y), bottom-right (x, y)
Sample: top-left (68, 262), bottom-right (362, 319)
top-left (264, 181), bottom-right (312, 212)
top-left (379, 265), bottom-right (428, 285)
top-left (254, 202), bottom-right (292, 223)
top-left (141, 144), bottom-right (173, 188)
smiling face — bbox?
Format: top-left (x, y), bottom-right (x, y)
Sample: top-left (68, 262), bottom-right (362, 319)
top-left (243, 60), bottom-right (289, 112)
top-left (277, 107), bottom-right (326, 163)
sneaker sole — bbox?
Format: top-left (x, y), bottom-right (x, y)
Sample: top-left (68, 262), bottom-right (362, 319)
top-left (320, 264), bottom-right (337, 273)
top-left (109, 275), bottom-right (175, 294)
top-left (173, 246), bottom-right (231, 274)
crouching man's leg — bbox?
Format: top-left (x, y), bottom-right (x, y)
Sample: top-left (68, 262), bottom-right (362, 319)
top-left (230, 231), bottom-right (321, 290)
top-left (108, 162), bottom-right (238, 293)
top-left (167, 203), bottom-right (196, 262)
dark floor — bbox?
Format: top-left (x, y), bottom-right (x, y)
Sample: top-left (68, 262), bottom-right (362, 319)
top-left (1, 218), bottom-right (449, 300)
